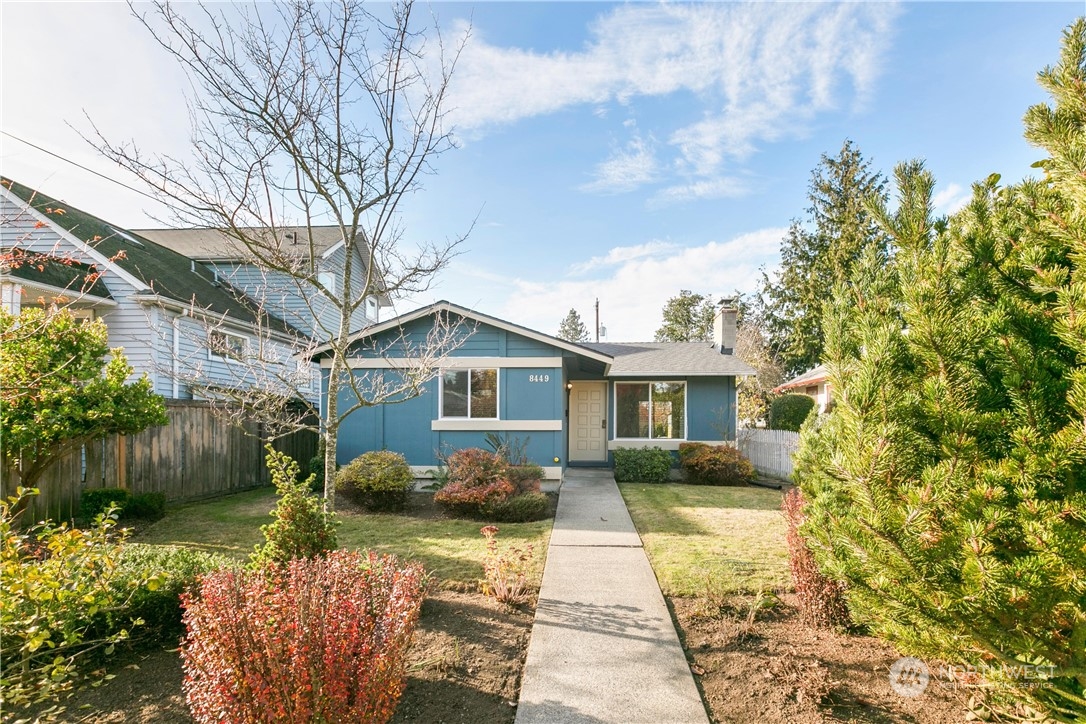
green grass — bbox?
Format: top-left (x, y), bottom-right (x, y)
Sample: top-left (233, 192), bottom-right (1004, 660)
top-left (619, 483), bottom-right (790, 597)
top-left (133, 488), bottom-right (553, 587)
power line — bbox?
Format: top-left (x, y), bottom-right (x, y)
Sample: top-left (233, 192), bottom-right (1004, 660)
top-left (1, 131), bottom-right (165, 205)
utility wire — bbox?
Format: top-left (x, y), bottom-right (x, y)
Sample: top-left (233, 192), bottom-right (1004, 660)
top-left (1, 131), bottom-right (164, 205)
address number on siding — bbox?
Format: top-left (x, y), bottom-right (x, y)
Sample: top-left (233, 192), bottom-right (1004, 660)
top-left (528, 374), bottom-right (551, 383)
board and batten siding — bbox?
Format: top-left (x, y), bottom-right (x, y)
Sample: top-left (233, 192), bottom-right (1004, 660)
top-left (335, 317), bottom-right (568, 470)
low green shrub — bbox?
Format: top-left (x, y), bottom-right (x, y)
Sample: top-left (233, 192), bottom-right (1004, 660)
top-left (678, 443), bottom-right (754, 486)
top-left (108, 544), bottom-right (234, 640)
top-left (769, 394), bottom-right (816, 432)
top-left (335, 450), bottom-right (413, 512)
top-left (308, 454), bottom-right (326, 492)
top-left (80, 487), bottom-right (130, 523)
top-left (612, 447), bottom-right (673, 483)
top-left (250, 447), bottom-right (338, 569)
top-left (1, 489), bottom-right (152, 711)
top-left (507, 463), bottom-right (545, 494)
top-left (124, 492), bottom-right (167, 521)
top-left (181, 551), bottom-right (425, 723)
top-left (485, 491), bottom-right (550, 522)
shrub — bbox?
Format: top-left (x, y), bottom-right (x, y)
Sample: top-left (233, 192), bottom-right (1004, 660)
top-left (445, 447), bottom-right (510, 488)
top-left (678, 443), bottom-right (755, 486)
top-left (506, 463), bottom-right (544, 494)
top-left (335, 450), bottom-right (413, 512)
top-left (484, 432), bottom-right (531, 466)
top-left (781, 489), bottom-right (850, 628)
top-left (768, 394), bottom-right (815, 432)
top-left (434, 479), bottom-right (515, 518)
top-left (250, 447), bottom-right (337, 568)
top-left (612, 447), bottom-right (672, 483)
top-left (80, 487), bottom-right (130, 523)
top-left (124, 492), bottom-right (167, 521)
top-left (108, 544), bottom-right (233, 640)
top-left (1, 488), bottom-right (151, 710)
top-left (180, 550), bottom-right (425, 724)
top-left (485, 491), bottom-right (550, 522)
top-left (308, 454), bottom-right (326, 492)
top-left (480, 526), bottom-right (535, 606)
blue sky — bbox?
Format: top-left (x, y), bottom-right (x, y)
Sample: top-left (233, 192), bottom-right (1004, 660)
top-left (1, 2), bottom-right (1082, 340)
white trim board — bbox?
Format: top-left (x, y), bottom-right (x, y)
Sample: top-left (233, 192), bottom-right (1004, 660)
top-left (1, 186), bottom-right (151, 293)
top-left (432, 419), bottom-right (562, 431)
top-left (609, 439), bottom-right (724, 451)
top-left (311, 300), bottom-right (613, 366)
top-left (410, 465), bottom-right (562, 481)
top-left (329, 356), bottom-right (564, 370)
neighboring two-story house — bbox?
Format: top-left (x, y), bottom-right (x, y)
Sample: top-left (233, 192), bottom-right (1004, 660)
top-left (132, 226), bottom-right (388, 340)
top-left (0, 177), bottom-right (323, 403)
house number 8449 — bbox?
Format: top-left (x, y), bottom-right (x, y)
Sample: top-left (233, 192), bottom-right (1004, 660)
top-left (528, 374), bottom-right (550, 383)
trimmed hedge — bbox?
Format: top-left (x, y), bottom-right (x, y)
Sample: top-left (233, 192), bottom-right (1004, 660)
top-left (80, 488), bottom-right (166, 523)
top-left (612, 447), bottom-right (673, 483)
top-left (678, 443), bottom-right (754, 486)
top-left (335, 450), bottom-right (414, 512)
top-left (769, 393), bottom-right (816, 432)
top-left (485, 491), bottom-right (550, 522)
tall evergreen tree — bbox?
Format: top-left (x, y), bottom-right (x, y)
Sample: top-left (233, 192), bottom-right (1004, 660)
top-left (794, 25), bottom-right (1086, 717)
top-left (556, 308), bottom-right (590, 343)
top-left (758, 140), bottom-right (890, 375)
top-left (655, 290), bottom-right (716, 342)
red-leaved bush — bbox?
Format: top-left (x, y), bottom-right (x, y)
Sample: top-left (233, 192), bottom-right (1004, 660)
top-left (434, 479), bottom-right (515, 516)
top-left (445, 447), bottom-right (509, 487)
top-left (678, 442), bottom-right (755, 486)
top-left (180, 550), bottom-right (424, 724)
top-left (781, 488), bottom-right (850, 628)
top-left (434, 448), bottom-right (516, 517)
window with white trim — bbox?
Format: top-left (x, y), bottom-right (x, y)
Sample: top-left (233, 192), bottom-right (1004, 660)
top-left (208, 330), bottom-right (248, 362)
top-left (441, 368), bottom-right (498, 419)
top-left (317, 271), bottom-right (336, 295)
top-left (615, 382), bottom-right (686, 439)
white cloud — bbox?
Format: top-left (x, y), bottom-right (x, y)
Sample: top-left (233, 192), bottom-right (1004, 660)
top-left (932, 183), bottom-right (971, 214)
top-left (569, 240), bottom-right (678, 274)
top-left (449, 3), bottom-right (899, 193)
top-left (500, 228), bottom-right (786, 341)
top-left (650, 177), bottom-right (750, 207)
top-left (579, 136), bottom-right (658, 194)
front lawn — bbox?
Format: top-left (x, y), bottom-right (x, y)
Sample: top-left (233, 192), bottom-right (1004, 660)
top-left (618, 483), bottom-right (789, 596)
top-left (134, 488), bottom-right (553, 587)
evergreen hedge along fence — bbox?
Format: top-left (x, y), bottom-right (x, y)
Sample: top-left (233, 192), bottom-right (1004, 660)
top-left (1, 401), bottom-right (319, 522)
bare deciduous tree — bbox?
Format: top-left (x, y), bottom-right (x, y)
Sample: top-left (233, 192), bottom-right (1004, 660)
top-left (91, 0), bottom-right (471, 509)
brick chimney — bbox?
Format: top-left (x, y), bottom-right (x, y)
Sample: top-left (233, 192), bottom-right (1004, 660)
top-left (713, 297), bottom-right (738, 354)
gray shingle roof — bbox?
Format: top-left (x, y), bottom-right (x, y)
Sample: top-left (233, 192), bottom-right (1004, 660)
top-left (583, 342), bottom-right (757, 377)
top-left (775, 363), bottom-right (828, 391)
top-left (131, 226), bottom-right (345, 262)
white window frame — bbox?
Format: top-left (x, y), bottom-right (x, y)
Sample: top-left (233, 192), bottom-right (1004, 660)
top-left (613, 380), bottom-right (688, 441)
top-left (317, 271), bottom-right (336, 295)
top-left (208, 329), bottom-right (248, 364)
top-left (439, 367), bottom-right (499, 420)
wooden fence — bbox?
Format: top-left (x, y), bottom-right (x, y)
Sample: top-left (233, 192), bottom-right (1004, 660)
top-left (2, 401), bottom-right (319, 522)
top-left (738, 428), bottom-right (800, 481)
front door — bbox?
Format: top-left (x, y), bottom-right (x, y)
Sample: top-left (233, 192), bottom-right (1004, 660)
top-left (568, 381), bottom-right (608, 463)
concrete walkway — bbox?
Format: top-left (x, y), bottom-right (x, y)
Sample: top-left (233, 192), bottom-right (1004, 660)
top-left (515, 469), bottom-right (709, 724)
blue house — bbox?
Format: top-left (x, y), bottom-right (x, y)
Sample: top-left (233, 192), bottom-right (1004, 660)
top-left (321, 301), bottom-right (756, 478)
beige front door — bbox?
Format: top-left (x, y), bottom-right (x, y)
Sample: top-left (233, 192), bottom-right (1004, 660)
top-left (568, 381), bottom-right (608, 463)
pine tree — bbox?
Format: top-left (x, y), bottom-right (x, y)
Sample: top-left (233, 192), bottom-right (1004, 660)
top-left (794, 25), bottom-right (1086, 715)
top-left (556, 308), bottom-right (590, 343)
top-left (654, 290), bottom-right (716, 342)
top-left (758, 140), bottom-right (890, 375)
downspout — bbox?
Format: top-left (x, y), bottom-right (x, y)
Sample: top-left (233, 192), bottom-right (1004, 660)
top-left (172, 313), bottom-right (180, 398)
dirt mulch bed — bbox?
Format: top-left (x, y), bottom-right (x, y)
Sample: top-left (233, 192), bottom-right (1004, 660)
top-left (43, 591), bottom-right (533, 723)
top-left (672, 593), bottom-right (970, 723)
